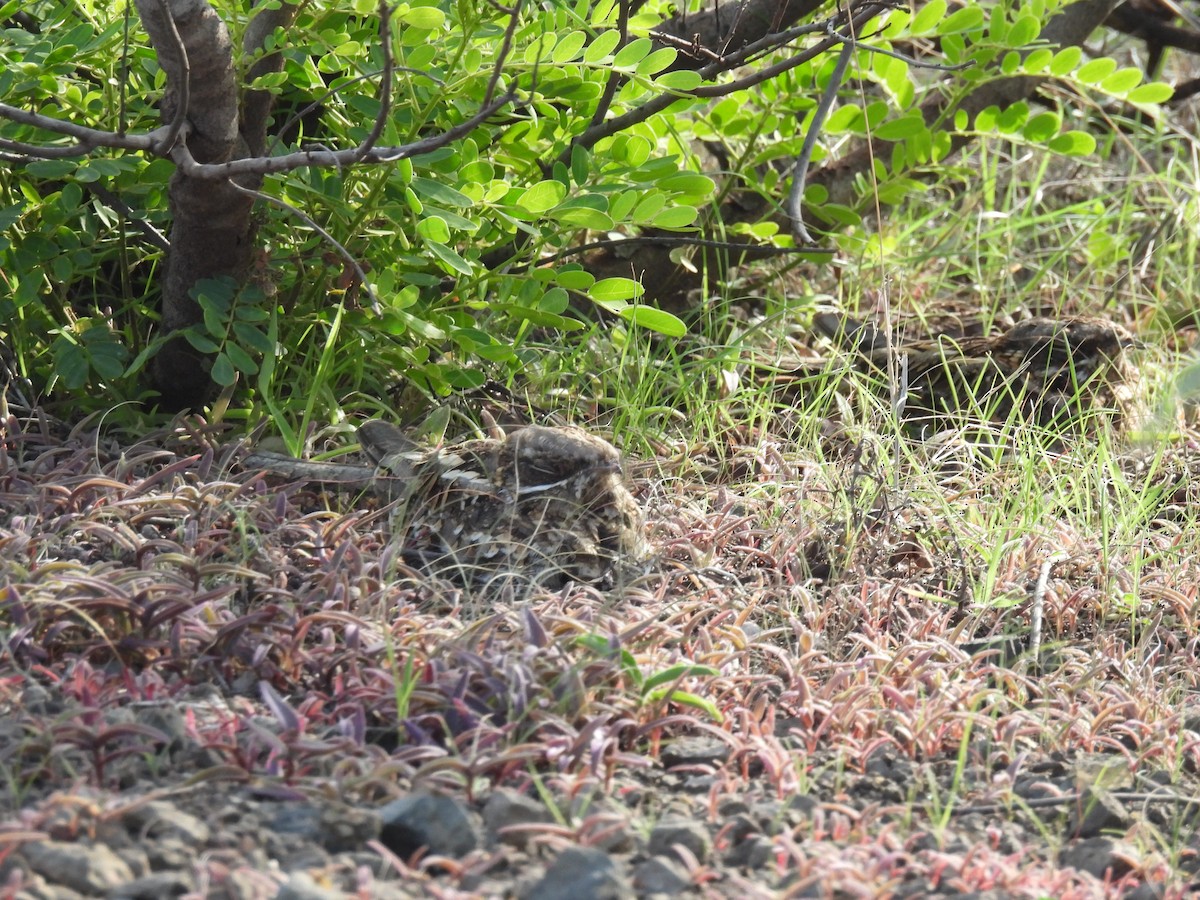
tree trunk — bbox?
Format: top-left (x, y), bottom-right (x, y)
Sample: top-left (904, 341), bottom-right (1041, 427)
top-left (135, 0), bottom-right (298, 409)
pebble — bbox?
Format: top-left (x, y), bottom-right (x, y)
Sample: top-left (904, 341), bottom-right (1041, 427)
top-left (378, 790), bottom-right (479, 860)
top-left (523, 846), bottom-right (633, 900)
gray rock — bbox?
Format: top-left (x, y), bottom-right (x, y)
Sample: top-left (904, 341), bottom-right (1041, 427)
top-left (725, 833), bottom-right (775, 869)
top-left (632, 856), bottom-right (690, 895)
top-left (269, 801), bottom-right (380, 853)
top-left (21, 840), bottom-right (134, 895)
top-left (378, 791), bottom-right (478, 860)
top-left (1068, 786), bottom-right (1131, 838)
top-left (659, 736), bottom-right (729, 769)
top-left (523, 847), bottom-right (633, 900)
top-left (723, 813), bottom-right (759, 845)
top-left (647, 818), bottom-right (710, 864)
top-left (1059, 836), bottom-right (1139, 880)
top-left (482, 789), bottom-right (553, 847)
top-left (106, 871), bottom-right (192, 898)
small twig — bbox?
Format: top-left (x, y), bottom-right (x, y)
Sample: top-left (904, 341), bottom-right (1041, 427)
top-left (0, 106), bottom-right (183, 157)
top-left (84, 182), bottom-right (171, 251)
top-left (1028, 551), bottom-right (1065, 667)
top-left (647, 30), bottom-right (725, 63)
top-left (347, 0), bottom-right (395, 165)
top-left (587, 0), bottom-right (629, 130)
top-left (228, 181), bottom-right (381, 313)
top-left (545, 235), bottom-right (833, 262)
top-left (789, 31), bottom-right (854, 244)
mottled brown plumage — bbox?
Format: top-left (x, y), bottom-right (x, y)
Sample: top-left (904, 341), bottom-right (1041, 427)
top-left (812, 313), bottom-right (1140, 433)
top-left (356, 420), bottom-right (644, 588)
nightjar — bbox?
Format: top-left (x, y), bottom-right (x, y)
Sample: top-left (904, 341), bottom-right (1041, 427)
top-left (356, 420), bottom-right (644, 588)
top-left (811, 312), bottom-right (1140, 433)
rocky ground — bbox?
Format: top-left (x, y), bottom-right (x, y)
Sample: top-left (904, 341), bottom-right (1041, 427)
top-left (3, 405), bottom-right (1200, 899)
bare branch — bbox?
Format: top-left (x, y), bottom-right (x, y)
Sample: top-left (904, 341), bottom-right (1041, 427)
top-left (0, 104), bottom-right (187, 159)
top-left (0, 0), bottom-right (520, 180)
top-left (571, 4), bottom-right (886, 152)
top-left (545, 235), bottom-right (832, 262)
top-left (789, 33), bottom-right (854, 244)
top-left (587, 0), bottom-right (630, 131)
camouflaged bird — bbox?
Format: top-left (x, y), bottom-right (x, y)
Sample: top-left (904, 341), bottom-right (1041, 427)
top-left (244, 420), bottom-right (644, 589)
top-left (811, 312), bottom-right (1140, 433)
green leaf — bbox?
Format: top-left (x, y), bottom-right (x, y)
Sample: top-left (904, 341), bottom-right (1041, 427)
top-left (583, 29), bottom-right (621, 63)
top-left (1008, 14), bottom-right (1040, 46)
top-left (609, 191), bottom-right (639, 222)
top-left (570, 143), bottom-right (590, 186)
top-left (398, 7), bottom-right (445, 29)
top-left (1048, 130), bottom-right (1096, 155)
top-left (881, 7), bottom-right (912, 38)
top-left (552, 30), bottom-right (588, 63)
top-left (641, 688), bottom-right (722, 721)
top-left (224, 341), bottom-right (259, 375)
top-left (501, 305), bottom-right (584, 330)
top-left (1077, 57), bottom-right (1116, 84)
top-left (631, 193), bottom-right (666, 224)
top-left (553, 206), bottom-right (614, 229)
top-left (940, 5), bottom-right (984, 34)
top-left (996, 102), bottom-right (1028, 133)
top-left (1049, 46), bottom-right (1082, 77)
top-left (52, 337), bottom-right (88, 390)
top-left (417, 215), bottom-right (451, 242)
top-left (183, 330), bottom-right (220, 354)
top-left (1126, 82), bottom-right (1173, 104)
top-left (873, 115), bottom-right (926, 140)
top-left (591, 277), bottom-right (643, 307)
top-left (203, 304), bottom-right (226, 338)
top-left (649, 205), bottom-right (697, 229)
top-left (555, 269), bottom-right (594, 291)
top-left (409, 177), bottom-right (472, 208)
top-left (613, 37), bottom-right (652, 69)
top-left (1023, 111), bottom-right (1060, 142)
top-left (233, 321), bottom-right (274, 354)
top-left (248, 71), bottom-right (289, 91)
top-left (212, 352), bottom-right (237, 386)
top-left (658, 172), bottom-right (715, 196)
top-left (636, 47), bottom-right (676, 75)
top-left (59, 181), bottom-right (83, 211)
top-left (620, 305), bottom-right (686, 336)
top-left (1101, 67), bottom-right (1144, 95)
top-left (234, 305), bottom-right (270, 323)
top-left (826, 105), bottom-right (865, 134)
top-left (517, 180), bottom-right (568, 213)
top-left (26, 160), bottom-right (78, 179)
top-left (426, 240), bottom-right (474, 276)
top-left (910, 0), bottom-right (946, 35)
top-left (640, 663), bottom-right (719, 695)
top-left (1023, 48), bottom-right (1053, 74)
top-left (655, 70), bottom-right (702, 91)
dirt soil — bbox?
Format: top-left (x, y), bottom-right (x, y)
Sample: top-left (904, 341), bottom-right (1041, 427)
top-left (3, 406), bottom-right (1200, 899)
